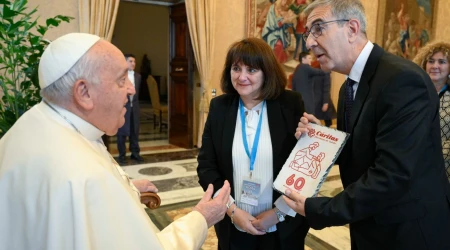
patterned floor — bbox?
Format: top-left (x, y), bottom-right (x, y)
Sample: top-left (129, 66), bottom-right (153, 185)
top-left (123, 154), bottom-right (350, 250)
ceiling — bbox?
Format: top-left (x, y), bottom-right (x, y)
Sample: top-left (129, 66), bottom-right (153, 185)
top-left (121, 0), bottom-right (184, 6)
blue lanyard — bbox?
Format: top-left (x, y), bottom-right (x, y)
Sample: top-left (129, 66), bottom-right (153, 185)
top-left (239, 99), bottom-right (265, 174)
top-left (439, 85), bottom-right (448, 95)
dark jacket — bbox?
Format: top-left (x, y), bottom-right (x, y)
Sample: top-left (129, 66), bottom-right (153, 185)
top-left (305, 44), bottom-right (450, 249)
top-left (313, 73), bottom-right (336, 120)
top-left (197, 90), bottom-right (310, 250)
top-left (292, 63), bottom-right (326, 113)
top-left (117, 72), bottom-right (141, 136)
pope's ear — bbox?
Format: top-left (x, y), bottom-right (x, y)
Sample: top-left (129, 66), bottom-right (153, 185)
top-left (73, 80), bottom-right (94, 110)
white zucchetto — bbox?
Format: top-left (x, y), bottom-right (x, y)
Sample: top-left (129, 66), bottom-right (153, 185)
top-left (38, 33), bottom-right (101, 88)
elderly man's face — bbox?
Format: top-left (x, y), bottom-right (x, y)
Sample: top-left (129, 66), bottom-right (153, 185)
top-left (304, 5), bottom-right (350, 74)
top-left (89, 41), bottom-right (136, 135)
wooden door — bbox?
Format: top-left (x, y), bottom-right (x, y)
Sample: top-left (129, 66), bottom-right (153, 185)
top-left (168, 3), bottom-right (194, 148)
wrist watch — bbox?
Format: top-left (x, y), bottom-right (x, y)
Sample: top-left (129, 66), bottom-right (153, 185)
top-left (274, 208), bottom-right (285, 222)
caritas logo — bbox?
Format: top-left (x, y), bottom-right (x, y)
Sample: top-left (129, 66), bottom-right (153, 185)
top-left (307, 128), bottom-right (338, 142)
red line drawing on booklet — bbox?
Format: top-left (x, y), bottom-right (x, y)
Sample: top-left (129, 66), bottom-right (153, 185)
top-left (289, 142), bottom-right (325, 179)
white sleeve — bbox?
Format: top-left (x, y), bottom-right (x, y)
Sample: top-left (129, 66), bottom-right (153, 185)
top-left (274, 196), bottom-right (297, 217)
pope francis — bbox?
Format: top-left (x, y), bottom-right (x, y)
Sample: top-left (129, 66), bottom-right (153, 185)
top-left (0, 33), bottom-right (230, 250)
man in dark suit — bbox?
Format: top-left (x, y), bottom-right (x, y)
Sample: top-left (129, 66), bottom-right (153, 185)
top-left (284, 0), bottom-right (450, 249)
top-left (117, 54), bottom-right (143, 164)
top-left (292, 51), bottom-right (327, 114)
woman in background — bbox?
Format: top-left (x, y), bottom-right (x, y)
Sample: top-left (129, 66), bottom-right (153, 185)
top-left (197, 38), bottom-right (309, 250)
top-left (414, 40), bottom-right (450, 181)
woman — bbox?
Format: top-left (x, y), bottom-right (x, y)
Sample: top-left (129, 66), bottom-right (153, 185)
top-left (413, 41), bottom-right (450, 181)
top-left (197, 38), bottom-right (309, 250)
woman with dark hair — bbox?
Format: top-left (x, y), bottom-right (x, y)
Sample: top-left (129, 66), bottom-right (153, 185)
top-left (197, 37), bottom-right (310, 250)
top-left (414, 40), bottom-right (450, 181)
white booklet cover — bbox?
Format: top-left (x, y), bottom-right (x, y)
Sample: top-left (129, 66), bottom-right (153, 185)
top-left (273, 123), bottom-right (349, 198)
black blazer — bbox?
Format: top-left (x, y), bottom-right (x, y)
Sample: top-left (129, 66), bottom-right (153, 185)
top-left (117, 72), bottom-right (141, 136)
top-left (305, 44), bottom-right (450, 249)
top-left (197, 90), bottom-right (309, 250)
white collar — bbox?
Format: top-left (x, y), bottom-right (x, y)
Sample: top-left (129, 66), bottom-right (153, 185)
top-left (348, 41), bottom-right (374, 82)
top-left (40, 101), bottom-right (104, 141)
top-left (128, 70), bottom-right (134, 74)
top-left (243, 100), bottom-right (264, 112)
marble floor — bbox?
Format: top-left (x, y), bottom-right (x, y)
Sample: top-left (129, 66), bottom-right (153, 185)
top-left (123, 150), bottom-right (350, 250)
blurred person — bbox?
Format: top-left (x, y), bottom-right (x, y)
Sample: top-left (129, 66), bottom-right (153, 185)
top-left (311, 58), bottom-right (336, 127)
top-left (284, 1), bottom-right (450, 249)
top-left (292, 51), bottom-right (327, 114)
top-left (414, 40), bottom-right (450, 181)
top-left (0, 33), bottom-right (231, 250)
top-left (197, 37), bottom-right (310, 250)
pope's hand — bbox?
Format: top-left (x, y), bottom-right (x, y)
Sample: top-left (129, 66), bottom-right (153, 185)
top-left (132, 179), bottom-right (158, 193)
top-left (193, 181), bottom-right (231, 228)
top-left (282, 188), bottom-right (307, 216)
top-left (295, 112), bottom-right (321, 140)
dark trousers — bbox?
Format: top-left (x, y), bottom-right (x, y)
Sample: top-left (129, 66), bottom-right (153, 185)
top-left (324, 119), bottom-right (332, 127)
top-left (117, 109), bottom-right (140, 157)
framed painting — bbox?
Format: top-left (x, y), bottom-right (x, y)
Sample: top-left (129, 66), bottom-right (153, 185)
top-left (246, 0), bottom-right (313, 66)
top-left (376, 0), bottom-right (436, 60)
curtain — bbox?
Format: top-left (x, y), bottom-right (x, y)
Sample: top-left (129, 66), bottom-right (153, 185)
top-left (78, 0), bottom-right (120, 42)
top-left (185, 0), bottom-right (216, 148)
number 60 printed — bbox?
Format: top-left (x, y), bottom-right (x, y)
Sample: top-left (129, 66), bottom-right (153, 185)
top-left (286, 174), bottom-right (306, 191)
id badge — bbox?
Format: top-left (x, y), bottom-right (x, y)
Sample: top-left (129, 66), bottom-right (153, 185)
top-left (240, 177), bottom-right (261, 206)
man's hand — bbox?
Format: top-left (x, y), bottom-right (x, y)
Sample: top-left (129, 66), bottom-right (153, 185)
top-left (132, 179), bottom-right (158, 193)
top-left (251, 209), bottom-right (278, 232)
top-left (193, 181), bottom-right (231, 228)
top-left (322, 103), bottom-right (329, 112)
top-left (282, 188), bottom-right (307, 216)
top-left (232, 207), bottom-right (266, 235)
top-left (295, 112), bottom-right (321, 139)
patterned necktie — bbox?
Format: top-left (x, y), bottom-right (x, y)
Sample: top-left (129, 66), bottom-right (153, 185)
top-left (345, 78), bottom-right (356, 132)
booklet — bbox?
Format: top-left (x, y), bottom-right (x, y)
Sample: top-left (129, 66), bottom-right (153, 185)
top-left (273, 123), bottom-right (349, 198)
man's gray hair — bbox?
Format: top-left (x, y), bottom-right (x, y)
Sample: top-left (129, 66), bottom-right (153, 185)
top-left (40, 51), bottom-right (101, 104)
top-left (304, 0), bottom-right (367, 36)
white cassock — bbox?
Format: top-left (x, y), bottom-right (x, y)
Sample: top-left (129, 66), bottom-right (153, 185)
top-left (0, 102), bottom-right (207, 250)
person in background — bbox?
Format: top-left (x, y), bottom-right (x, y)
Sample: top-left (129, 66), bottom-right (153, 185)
top-left (292, 51), bottom-right (326, 114)
top-left (285, 0), bottom-right (450, 249)
top-left (197, 37), bottom-right (310, 250)
top-left (116, 53), bottom-right (143, 164)
top-left (0, 33), bottom-right (231, 250)
top-left (311, 58), bottom-right (336, 127)
top-left (414, 40), bottom-right (450, 181)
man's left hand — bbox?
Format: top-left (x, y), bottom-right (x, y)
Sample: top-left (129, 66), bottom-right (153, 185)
top-left (132, 179), bottom-right (158, 193)
top-left (282, 188), bottom-right (306, 216)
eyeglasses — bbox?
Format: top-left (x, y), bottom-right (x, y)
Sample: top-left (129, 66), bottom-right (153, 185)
top-left (302, 19), bottom-right (350, 42)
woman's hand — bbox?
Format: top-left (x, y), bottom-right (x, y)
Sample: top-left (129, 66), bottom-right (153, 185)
top-left (251, 209), bottom-right (278, 232)
top-left (230, 206), bottom-right (266, 235)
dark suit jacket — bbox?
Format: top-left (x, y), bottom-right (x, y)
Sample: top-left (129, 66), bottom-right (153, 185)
top-left (117, 72), bottom-right (141, 136)
top-left (292, 63), bottom-right (326, 113)
top-left (313, 73), bottom-right (336, 120)
top-left (305, 44), bottom-right (450, 249)
top-left (197, 90), bottom-right (309, 250)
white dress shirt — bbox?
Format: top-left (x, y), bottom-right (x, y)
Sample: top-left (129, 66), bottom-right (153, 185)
top-left (347, 41), bottom-right (374, 99)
